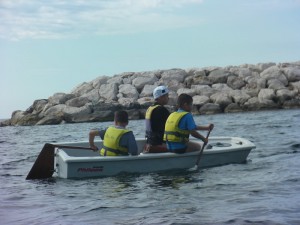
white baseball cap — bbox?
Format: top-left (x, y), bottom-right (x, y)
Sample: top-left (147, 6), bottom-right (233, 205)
top-left (153, 86), bottom-right (169, 99)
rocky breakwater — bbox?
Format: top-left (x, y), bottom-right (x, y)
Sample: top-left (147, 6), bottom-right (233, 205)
top-left (1, 61), bottom-right (300, 126)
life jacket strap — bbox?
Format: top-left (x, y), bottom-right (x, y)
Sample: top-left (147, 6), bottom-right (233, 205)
top-left (102, 146), bottom-right (129, 156)
top-left (164, 131), bottom-right (188, 138)
top-left (164, 131), bottom-right (189, 143)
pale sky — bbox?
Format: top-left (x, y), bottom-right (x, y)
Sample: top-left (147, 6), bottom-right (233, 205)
top-left (1, 0), bottom-right (299, 119)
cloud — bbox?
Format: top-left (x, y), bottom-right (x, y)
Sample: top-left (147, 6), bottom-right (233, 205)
top-left (0, 0), bottom-right (203, 40)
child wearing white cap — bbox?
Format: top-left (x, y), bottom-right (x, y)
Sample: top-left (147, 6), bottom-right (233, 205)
top-left (144, 86), bottom-right (170, 153)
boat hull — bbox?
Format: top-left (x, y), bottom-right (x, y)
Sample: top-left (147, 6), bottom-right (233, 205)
top-left (54, 137), bottom-right (255, 179)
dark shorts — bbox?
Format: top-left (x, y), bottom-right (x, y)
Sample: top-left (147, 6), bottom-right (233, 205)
top-left (143, 144), bottom-right (168, 153)
top-left (168, 148), bottom-right (187, 154)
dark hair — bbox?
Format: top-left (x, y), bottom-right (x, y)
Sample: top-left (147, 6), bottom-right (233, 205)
top-left (177, 94), bottom-right (193, 108)
top-left (114, 110), bottom-right (128, 124)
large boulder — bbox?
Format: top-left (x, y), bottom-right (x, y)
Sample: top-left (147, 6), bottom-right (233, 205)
top-left (192, 95), bottom-right (210, 106)
top-left (210, 92), bottom-right (232, 109)
top-left (225, 103), bottom-right (243, 113)
top-left (91, 76), bottom-right (109, 89)
top-left (118, 84), bottom-right (139, 99)
top-left (118, 98), bottom-right (137, 107)
top-left (227, 75), bottom-right (246, 89)
top-left (36, 115), bottom-right (63, 125)
top-left (66, 97), bottom-right (90, 107)
top-left (245, 76), bottom-right (266, 90)
top-left (107, 75), bottom-right (124, 85)
top-left (26, 99), bottom-right (48, 114)
top-left (290, 81), bottom-right (300, 92)
top-left (276, 89), bottom-right (297, 104)
top-left (99, 83), bottom-right (118, 101)
top-left (70, 111), bottom-right (115, 123)
top-left (229, 67), bottom-right (253, 78)
top-left (93, 102), bottom-right (122, 113)
top-left (81, 89), bottom-right (101, 103)
top-left (10, 111), bottom-right (41, 126)
top-left (63, 104), bottom-right (93, 123)
top-left (161, 79), bottom-right (185, 91)
top-left (199, 103), bottom-right (222, 114)
top-left (0, 119), bottom-right (11, 127)
top-left (243, 97), bottom-right (278, 111)
top-left (267, 79), bottom-right (286, 90)
top-left (256, 62), bottom-right (276, 72)
top-left (120, 72), bottom-right (136, 84)
top-left (208, 69), bottom-right (230, 83)
top-left (10, 111), bottom-right (26, 125)
top-left (282, 67), bottom-right (300, 82)
top-left (282, 98), bottom-right (300, 109)
top-left (167, 90), bottom-right (178, 106)
top-left (260, 66), bottom-right (288, 86)
top-left (137, 97), bottom-right (153, 107)
top-left (132, 72), bottom-right (158, 91)
top-left (48, 93), bottom-right (75, 105)
top-left (40, 104), bottom-right (66, 119)
top-left (191, 85), bottom-right (216, 97)
top-left (71, 82), bottom-right (94, 97)
top-left (139, 84), bottom-right (157, 98)
top-left (258, 89), bottom-right (276, 104)
top-left (190, 69), bottom-right (212, 85)
top-left (160, 69), bottom-right (188, 83)
top-left (177, 88), bottom-right (196, 97)
top-left (212, 83), bottom-right (233, 92)
top-left (229, 90), bottom-right (251, 105)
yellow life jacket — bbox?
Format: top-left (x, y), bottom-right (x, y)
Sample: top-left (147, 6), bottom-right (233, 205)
top-left (163, 112), bottom-right (190, 143)
top-left (145, 105), bottom-right (160, 120)
top-left (145, 105), bottom-right (160, 135)
top-left (100, 126), bottom-right (130, 156)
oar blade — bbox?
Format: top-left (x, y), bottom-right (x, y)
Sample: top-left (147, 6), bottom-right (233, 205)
top-left (26, 143), bottom-right (55, 180)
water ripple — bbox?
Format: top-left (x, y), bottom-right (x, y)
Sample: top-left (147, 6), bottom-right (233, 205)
top-left (1, 109), bottom-right (300, 225)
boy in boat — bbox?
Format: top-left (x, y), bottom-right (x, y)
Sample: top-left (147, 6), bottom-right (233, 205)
top-left (89, 110), bottom-right (138, 156)
top-left (144, 85), bottom-right (170, 153)
top-left (164, 93), bottom-right (214, 153)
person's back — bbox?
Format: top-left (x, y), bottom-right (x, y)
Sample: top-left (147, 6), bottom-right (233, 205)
top-left (144, 86), bottom-right (170, 153)
top-left (89, 110), bottom-right (138, 156)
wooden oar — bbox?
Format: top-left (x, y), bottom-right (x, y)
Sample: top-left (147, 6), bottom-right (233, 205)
top-left (189, 130), bottom-right (212, 171)
top-left (26, 144), bottom-right (93, 180)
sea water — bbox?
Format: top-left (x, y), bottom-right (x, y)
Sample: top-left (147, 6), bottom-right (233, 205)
top-left (0, 109), bottom-right (299, 225)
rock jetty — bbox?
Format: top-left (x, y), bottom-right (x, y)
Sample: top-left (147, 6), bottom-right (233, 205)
top-left (1, 61), bottom-right (300, 126)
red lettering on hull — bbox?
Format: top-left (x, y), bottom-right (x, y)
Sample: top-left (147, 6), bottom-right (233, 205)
top-left (77, 166), bottom-right (103, 173)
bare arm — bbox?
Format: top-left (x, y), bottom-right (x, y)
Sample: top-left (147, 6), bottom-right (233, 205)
top-left (126, 132), bottom-right (138, 156)
top-left (89, 130), bottom-right (99, 151)
top-left (190, 130), bottom-right (208, 143)
top-left (191, 124), bottom-right (214, 144)
top-left (196, 124), bottom-right (214, 131)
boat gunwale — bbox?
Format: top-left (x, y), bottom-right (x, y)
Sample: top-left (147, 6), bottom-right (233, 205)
top-left (55, 136), bottom-right (255, 163)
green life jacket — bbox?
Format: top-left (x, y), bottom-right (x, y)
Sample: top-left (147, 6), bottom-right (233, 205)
top-left (163, 112), bottom-right (190, 143)
top-left (100, 126), bottom-right (130, 156)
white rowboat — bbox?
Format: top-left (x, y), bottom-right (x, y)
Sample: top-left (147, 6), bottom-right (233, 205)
top-left (52, 136), bottom-right (255, 179)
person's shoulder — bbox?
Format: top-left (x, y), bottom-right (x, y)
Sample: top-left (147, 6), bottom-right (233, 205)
top-left (182, 112), bottom-right (193, 120)
top-left (155, 105), bottom-right (169, 113)
top-left (123, 130), bottom-right (137, 142)
top-left (185, 111), bottom-right (193, 116)
top-left (124, 130), bottom-right (134, 136)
